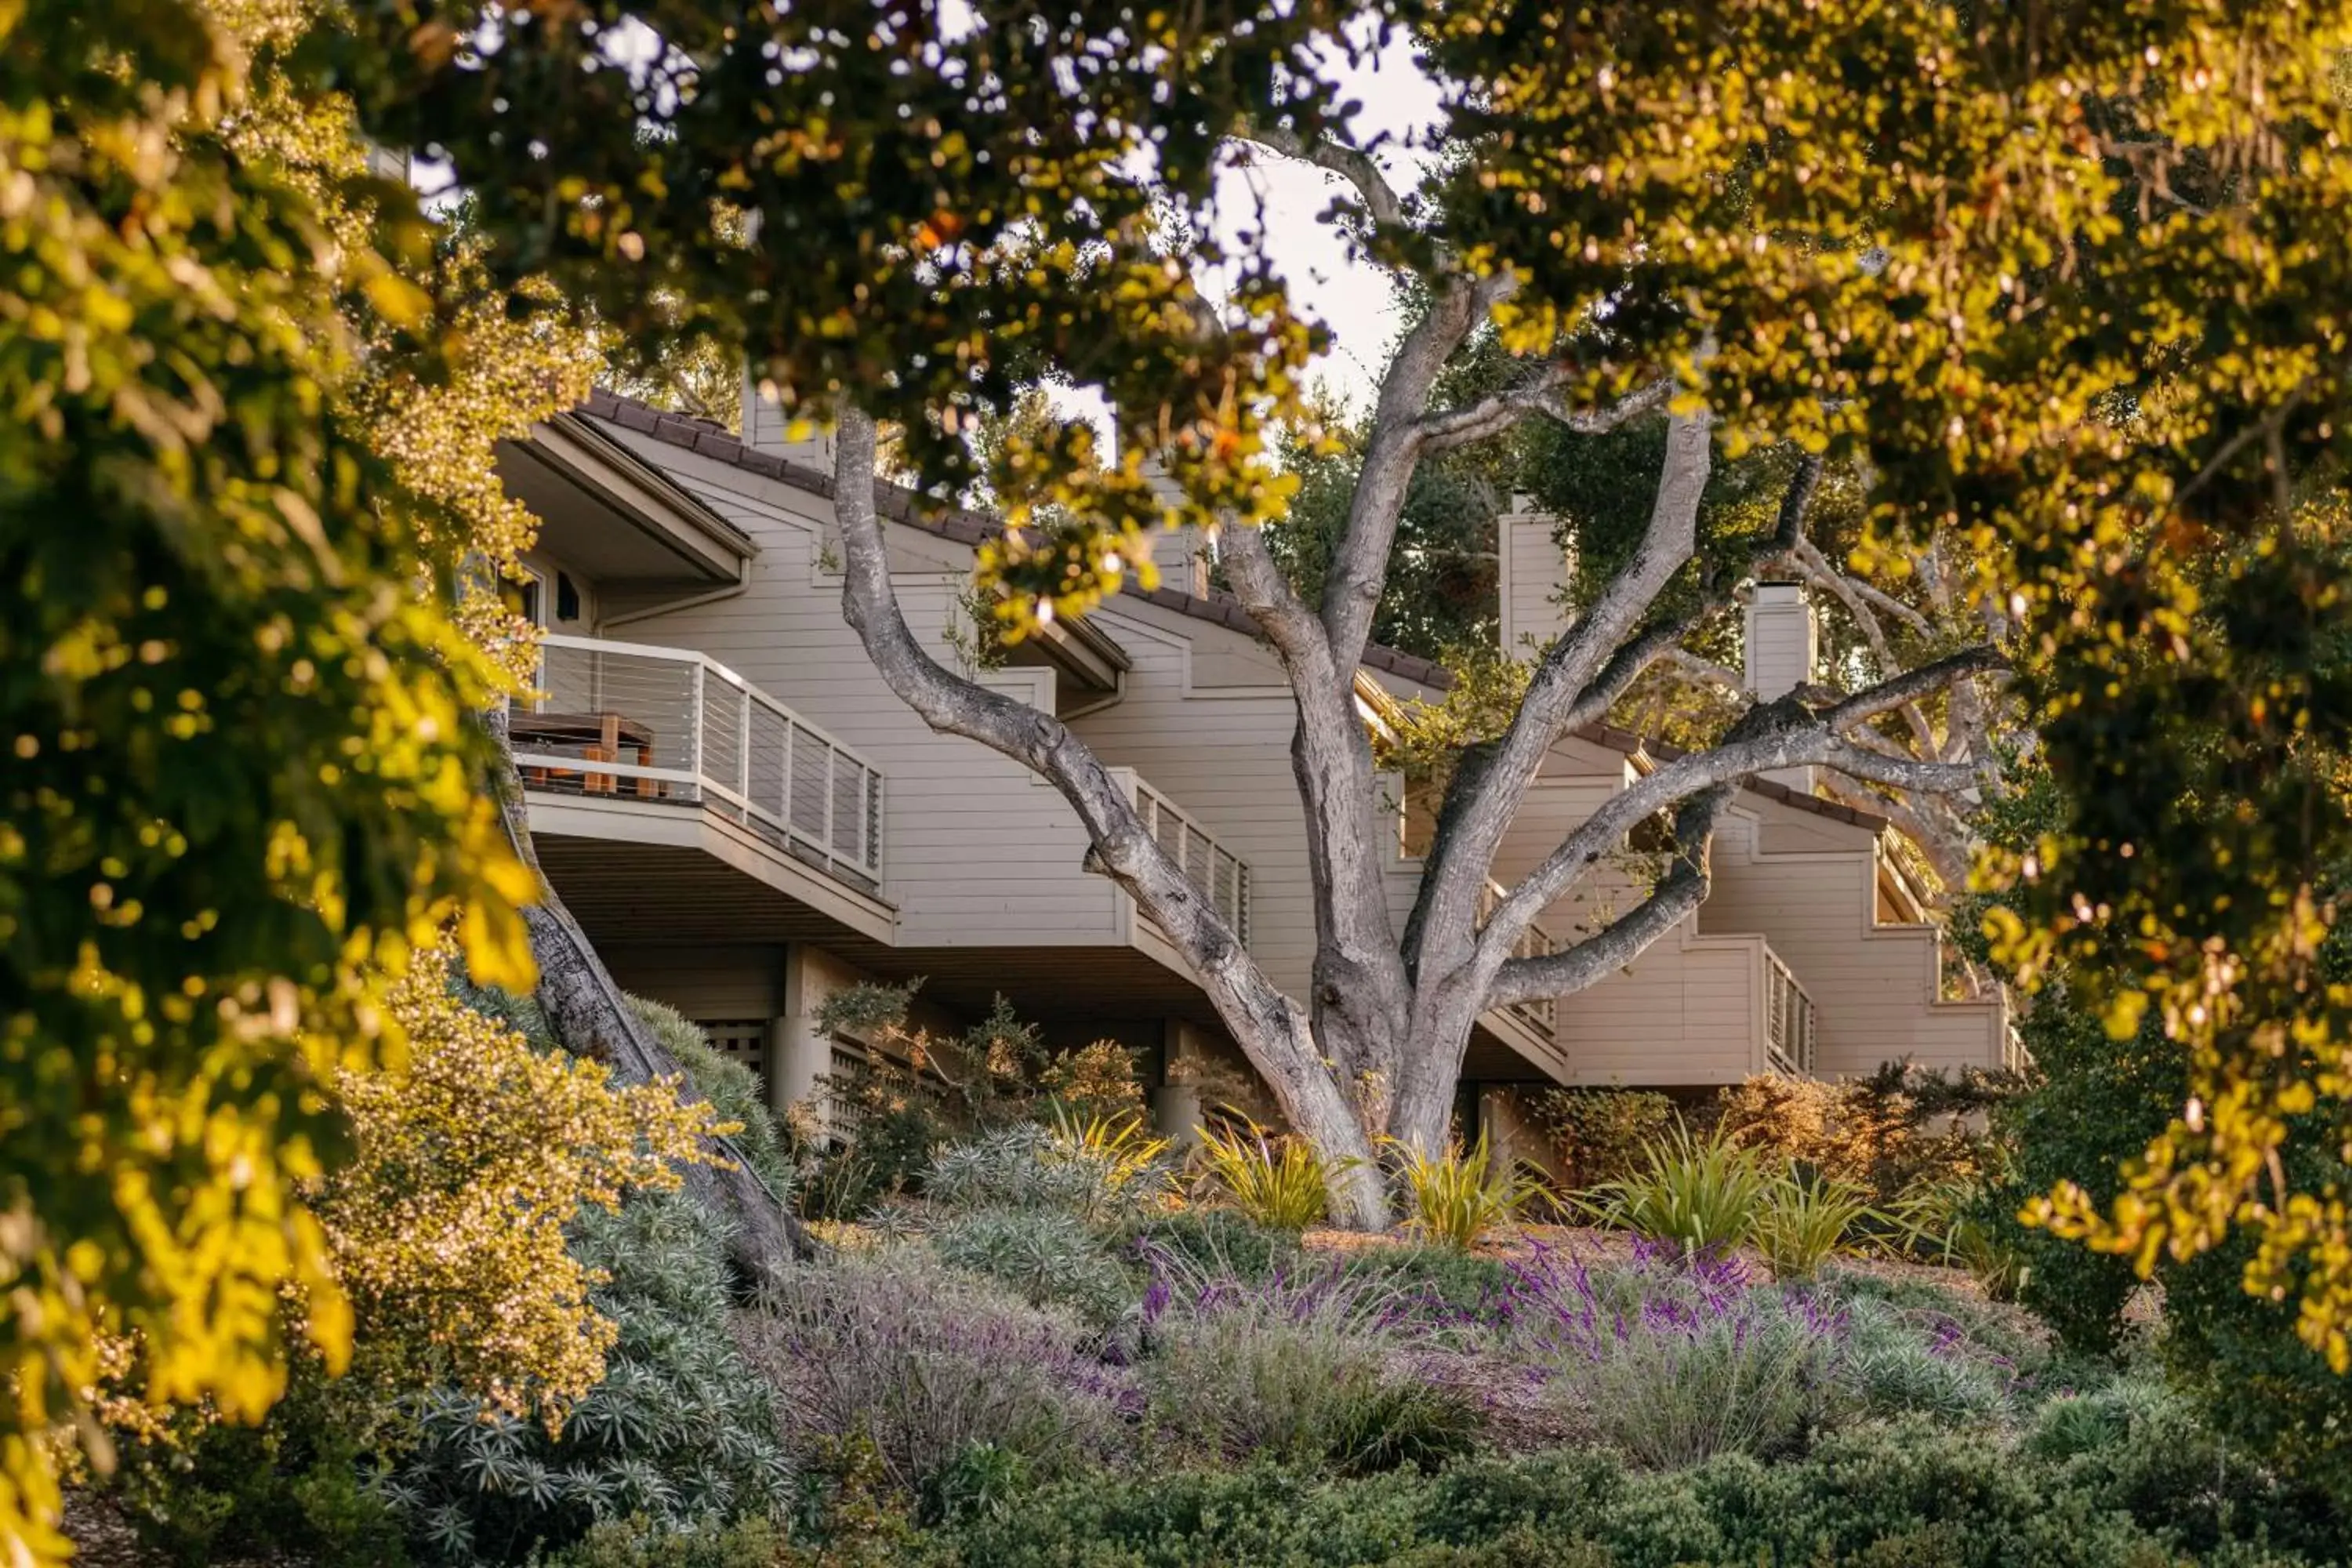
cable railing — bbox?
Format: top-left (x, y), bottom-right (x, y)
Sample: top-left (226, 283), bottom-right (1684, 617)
top-left (1478, 880), bottom-right (1559, 1037)
top-left (516, 633), bottom-right (884, 891)
top-left (1764, 948), bottom-right (1818, 1076)
top-left (1116, 771), bottom-right (1251, 948)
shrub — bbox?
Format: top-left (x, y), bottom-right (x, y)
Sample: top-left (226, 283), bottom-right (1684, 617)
top-left (626, 994), bottom-right (796, 1198)
top-left (1581, 1126), bottom-right (1770, 1258)
top-left (935, 1419), bottom-right (2339, 1567)
top-left (110, 1386), bottom-right (412, 1568)
top-left (322, 953), bottom-right (717, 1410)
top-left (924, 1207), bottom-right (1137, 1324)
top-left (1751, 1169), bottom-right (1878, 1279)
top-left (1394, 1132), bottom-right (1544, 1250)
top-left (1529, 1087), bottom-right (1680, 1189)
top-left (1194, 1119), bottom-right (1354, 1229)
top-left (925, 1121), bottom-right (1163, 1223)
top-left (743, 1253), bottom-right (1134, 1499)
top-left (546, 1513), bottom-right (789, 1568)
top-left (1338, 1245), bottom-right (1515, 1325)
top-left (383, 1192), bottom-right (791, 1564)
top-left (1141, 1261), bottom-right (1477, 1474)
top-left (1506, 1250), bottom-right (1837, 1468)
top-left (1120, 1208), bottom-right (1302, 1283)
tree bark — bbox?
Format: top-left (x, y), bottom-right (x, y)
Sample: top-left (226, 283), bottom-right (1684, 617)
top-left (481, 705), bottom-right (819, 1278)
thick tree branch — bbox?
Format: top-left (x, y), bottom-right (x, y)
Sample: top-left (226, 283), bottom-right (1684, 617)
top-left (1235, 124), bottom-right (1408, 232)
top-left (1470, 648), bottom-right (2000, 978)
top-left (1416, 372), bottom-right (1670, 457)
top-left (1484, 785), bottom-right (1734, 1011)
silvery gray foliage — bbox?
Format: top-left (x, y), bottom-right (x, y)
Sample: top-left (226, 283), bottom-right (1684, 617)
top-left (924, 1123), bottom-right (1163, 1223)
top-left (379, 1193), bottom-right (790, 1565)
top-left (924, 1207), bottom-right (1138, 1326)
top-left (741, 1251), bottom-right (1138, 1498)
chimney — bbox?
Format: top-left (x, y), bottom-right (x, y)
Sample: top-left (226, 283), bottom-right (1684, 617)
top-left (1138, 454), bottom-right (1212, 597)
top-left (740, 361), bottom-right (837, 470)
top-left (1497, 495), bottom-right (1574, 656)
top-left (1745, 581), bottom-right (1819, 793)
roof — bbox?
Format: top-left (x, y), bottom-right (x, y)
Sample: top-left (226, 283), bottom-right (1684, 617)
top-left (575, 388), bottom-right (1887, 834)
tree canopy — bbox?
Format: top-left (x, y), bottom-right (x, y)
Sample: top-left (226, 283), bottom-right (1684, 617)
top-left (0, 0), bottom-right (614, 1557)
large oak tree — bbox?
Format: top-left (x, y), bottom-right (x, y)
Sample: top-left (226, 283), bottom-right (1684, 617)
top-left (350, 0), bottom-right (2352, 1359)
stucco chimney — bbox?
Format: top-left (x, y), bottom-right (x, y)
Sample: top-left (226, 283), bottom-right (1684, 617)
top-left (740, 361), bottom-right (837, 470)
top-left (1497, 495), bottom-right (1574, 656)
top-left (1745, 581), bottom-right (1818, 793)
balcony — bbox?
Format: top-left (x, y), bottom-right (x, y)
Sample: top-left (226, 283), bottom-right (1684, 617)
top-left (1479, 879), bottom-right (1560, 1039)
top-left (1112, 768), bottom-right (1252, 948)
top-left (1764, 947), bottom-right (1819, 1076)
top-left (516, 633), bottom-right (884, 893)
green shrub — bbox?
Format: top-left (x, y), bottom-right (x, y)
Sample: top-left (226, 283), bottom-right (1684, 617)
top-left (1581, 1125), bottom-right (1770, 1258)
top-left (1530, 1087), bottom-right (1680, 1189)
top-left (1142, 1267), bottom-right (1476, 1475)
top-left (1547, 1287), bottom-right (1835, 1468)
top-left (111, 1388), bottom-right (412, 1568)
top-left (387, 1192), bottom-right (791, 1564)
top-left (924, 1207), bottom-right (1137, 1323)
top-left (930, 1419), bottom-right (2344, 1567)
top-left (924, 1121), bottom-right (1161, 1222)
top-left (1120, 1207), bottom-right (1302, 1282)
top-left (1337, 1245), bottom-right (1514, 1322)
top-left (625, 996), bottom-right (795, 1197)
top-left (742, 1253), bottom-right (1134, 1499)
top-left (546, 1513), bottom-right (789, 1568)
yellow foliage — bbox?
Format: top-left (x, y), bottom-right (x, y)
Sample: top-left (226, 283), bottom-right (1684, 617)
top-left (315, 947), bottom-right (719, 1415)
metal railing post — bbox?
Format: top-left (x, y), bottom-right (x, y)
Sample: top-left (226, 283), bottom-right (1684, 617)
top-left (689, 659), bottom-right (706, 797)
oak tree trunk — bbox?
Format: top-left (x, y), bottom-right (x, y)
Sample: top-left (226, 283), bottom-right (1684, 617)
top-left (481, 706), bottom-right (819, 1279)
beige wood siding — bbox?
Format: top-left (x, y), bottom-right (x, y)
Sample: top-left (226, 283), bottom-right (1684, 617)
top-left (1064, 595), bottom-right (1318, 996)
top-left (1552, 924), bottom-right (1767, 1086)
top-left (599, 943), bottom-right (786, 1018)
top-left (584, 427), bottom-right (1130, 951)
top-left (1699, 802), bottom-right (2005, 1073)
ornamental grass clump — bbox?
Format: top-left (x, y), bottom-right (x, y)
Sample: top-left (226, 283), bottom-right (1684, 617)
top-left (1502, 1246), bottom-right (1840, 1468)
top-left (742, 1254), bottom-right (1134, 1499)
top-left (1393, 1131), bottom-right (1548, 1251)
top-left (1751, 1169), bottom-right (1879, 1280)
top-left (1581, 1125), bottom-right (1770, 1259)
top-left (1137, 1255), bottom-right (1476, 1474)
top-left (1194, 1118), bottom-right (1353, 1230)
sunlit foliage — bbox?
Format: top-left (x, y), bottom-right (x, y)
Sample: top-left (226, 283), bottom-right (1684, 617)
top-left (0, 0), bottom-right (605, 1556)
top-left (319, 949), bottom-right (717, 1415)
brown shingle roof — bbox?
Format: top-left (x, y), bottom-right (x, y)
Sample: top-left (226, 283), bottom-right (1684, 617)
top-left (577, 389), bottom-right (1886, 833)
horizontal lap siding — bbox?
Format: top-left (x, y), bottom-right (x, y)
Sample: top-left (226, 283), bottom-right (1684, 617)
top-left (588, 432), bottom-right (1123, 949)
top-left (1699, 807), bottom-right (2002, 1073)
top-left (1067, 601), bottom-right (1316, 997)
top-left (598, 944), bottom-right (784, 1018)
top-left (1554, 927), bottom-right (1762, 1086)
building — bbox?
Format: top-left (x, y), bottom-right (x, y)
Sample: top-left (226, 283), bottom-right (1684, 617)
top-left (493, 384), bottom-right (2015, 1145)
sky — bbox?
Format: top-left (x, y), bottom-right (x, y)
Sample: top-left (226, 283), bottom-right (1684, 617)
top-left (1205, 27), bottom-right (1450, 415)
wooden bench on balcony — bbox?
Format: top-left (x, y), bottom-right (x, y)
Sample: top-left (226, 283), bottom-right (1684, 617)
top-left (512, 710), bottom-right (658, 797)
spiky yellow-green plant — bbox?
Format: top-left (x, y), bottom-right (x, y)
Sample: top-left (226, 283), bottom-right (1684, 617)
top-left (1392, 1132), bottom-right (1548, 1251)
top-left (1195, 1119), bottom-right (1357, 1231)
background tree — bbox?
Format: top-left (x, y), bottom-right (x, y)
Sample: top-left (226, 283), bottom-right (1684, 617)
top-left (354, 0), bottom-right (2352, 1344)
